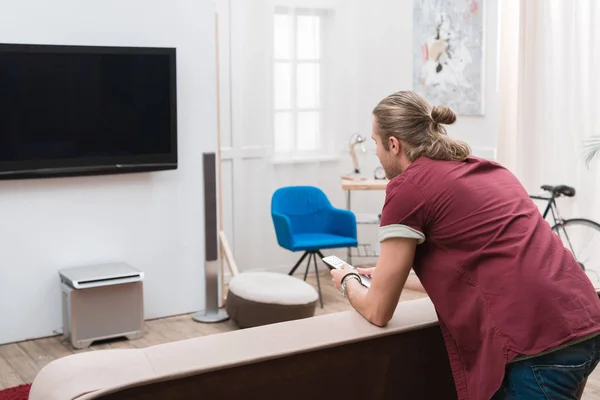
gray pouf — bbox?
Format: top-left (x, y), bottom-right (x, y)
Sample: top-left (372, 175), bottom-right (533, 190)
top-left (226, 272), bottom-right (319, 328)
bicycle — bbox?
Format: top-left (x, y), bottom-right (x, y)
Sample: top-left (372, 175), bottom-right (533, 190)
top-left (530, 184), bottom-right (600, 284)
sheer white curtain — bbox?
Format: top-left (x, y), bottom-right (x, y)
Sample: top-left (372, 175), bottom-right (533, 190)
top-left (497, 0), bottom-right (600, 221)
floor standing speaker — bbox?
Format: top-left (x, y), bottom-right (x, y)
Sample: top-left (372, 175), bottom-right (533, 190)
top-left (193, 152), bottom-right (229, 323)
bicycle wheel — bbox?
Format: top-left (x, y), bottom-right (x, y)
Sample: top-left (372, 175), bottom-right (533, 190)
top-left (551, 218), bottom-right (600, 287)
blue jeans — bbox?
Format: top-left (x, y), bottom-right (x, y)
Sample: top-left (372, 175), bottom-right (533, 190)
top-left (492, 334), bottom-right (600, 399)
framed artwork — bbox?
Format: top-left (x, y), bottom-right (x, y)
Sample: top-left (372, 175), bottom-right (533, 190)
top-left (413, 0), bottom-right (484, 115)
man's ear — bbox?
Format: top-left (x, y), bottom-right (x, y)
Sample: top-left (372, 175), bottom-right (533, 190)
top-left (388, 137), bottom-right (401, 155)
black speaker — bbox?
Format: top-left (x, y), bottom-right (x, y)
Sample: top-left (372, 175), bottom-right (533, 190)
top-left (193, 152), bottom-right (229, 323)
top-left (204, 153), bottom-right (219, 262)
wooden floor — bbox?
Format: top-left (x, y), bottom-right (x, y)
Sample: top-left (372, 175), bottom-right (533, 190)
top-left (1, 273), bottom-right (600, 399)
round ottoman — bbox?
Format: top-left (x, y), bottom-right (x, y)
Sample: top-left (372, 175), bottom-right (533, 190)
top-left (226, 271), bottom-right (319, 328)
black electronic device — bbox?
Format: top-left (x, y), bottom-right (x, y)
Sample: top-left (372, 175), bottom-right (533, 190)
top-left (0, 42), bottom-right (177, 180)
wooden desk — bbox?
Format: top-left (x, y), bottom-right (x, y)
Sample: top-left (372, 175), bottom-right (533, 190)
top-left (341, 177), bottom-right (388, 264)
top-left (341, 178), bottom-right (388, 210)
top-left (341, 178), bottom-right (388, 191)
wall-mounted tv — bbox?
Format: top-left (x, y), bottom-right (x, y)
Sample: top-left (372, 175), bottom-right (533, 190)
top-left (0, 43), bottom-right (177, 180)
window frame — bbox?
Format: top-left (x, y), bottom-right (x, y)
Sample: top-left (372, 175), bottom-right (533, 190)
top-left (272, 6), bottom-right (326, 157)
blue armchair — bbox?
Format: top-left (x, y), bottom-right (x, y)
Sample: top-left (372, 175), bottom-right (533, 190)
top-left (271, 186), bottom-right (358, 307)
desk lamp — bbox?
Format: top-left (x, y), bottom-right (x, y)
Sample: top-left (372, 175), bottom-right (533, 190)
top-left (347, 133), bottom-right (366, 179)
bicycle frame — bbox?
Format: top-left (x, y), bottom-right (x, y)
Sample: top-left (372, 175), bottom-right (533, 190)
top-left (531, 193), bottom-right (580, 264)
top-left (531, 189), bottom-right (598, 275)
top-left (529, 194), bottom-right (565, 226)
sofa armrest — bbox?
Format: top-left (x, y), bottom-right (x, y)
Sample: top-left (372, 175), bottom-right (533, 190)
top-left (28, 349), bottom-right (154, 400)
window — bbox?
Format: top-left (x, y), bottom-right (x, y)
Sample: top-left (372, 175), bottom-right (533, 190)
top-left (273, 7), bottom-right (324, 155)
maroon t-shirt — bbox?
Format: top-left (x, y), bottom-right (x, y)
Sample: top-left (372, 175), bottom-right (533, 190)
top-left (379, 156), bottom-right (600, 400)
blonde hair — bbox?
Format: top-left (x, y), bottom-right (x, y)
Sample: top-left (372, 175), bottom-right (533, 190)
top-left (373, 91), bottom-right (471, 162)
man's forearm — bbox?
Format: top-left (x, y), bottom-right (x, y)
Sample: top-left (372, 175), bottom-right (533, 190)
top-left (344, 278), bottom-right (389, 327)
top-left (339, 237), bottom-right (417, 327)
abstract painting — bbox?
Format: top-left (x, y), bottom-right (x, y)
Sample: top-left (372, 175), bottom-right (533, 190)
top-left (413, 0), bottom-right (484, 115)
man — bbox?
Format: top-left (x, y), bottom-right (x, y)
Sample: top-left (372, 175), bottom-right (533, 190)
top-left (331, 90), bottom-right (600, 399)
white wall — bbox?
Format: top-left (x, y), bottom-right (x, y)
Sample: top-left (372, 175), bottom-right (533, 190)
top-left (0, 0), bottom-right (218, 344)
top-left (355, 0), bottom-right (499, 166)
top-left (220, 0), bottom-right (499, 277)
top-left (346, 0), bottom-right (499, 253)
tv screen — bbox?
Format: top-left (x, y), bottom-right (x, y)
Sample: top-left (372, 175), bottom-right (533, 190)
top-left (0, 43), bottom-right (177, 180)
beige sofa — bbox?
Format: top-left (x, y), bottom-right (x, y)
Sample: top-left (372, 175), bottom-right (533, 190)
top-left (29, 297), bottom-right (457, 400)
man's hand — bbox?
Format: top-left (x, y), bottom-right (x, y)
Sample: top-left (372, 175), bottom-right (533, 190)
top-left (330, 264), bottom-right (356, 291)
top-left (356, 266), bottom-right (375, 277)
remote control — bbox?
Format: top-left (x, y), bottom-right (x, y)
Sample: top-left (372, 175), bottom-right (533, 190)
top-left (321, 255), bottom-right (372, 288)
top-left (321, 255), bottom-right (347, 269)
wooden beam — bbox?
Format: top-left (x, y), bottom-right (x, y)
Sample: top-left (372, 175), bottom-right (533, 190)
top-left (214, 11), bottom-right (239, 307)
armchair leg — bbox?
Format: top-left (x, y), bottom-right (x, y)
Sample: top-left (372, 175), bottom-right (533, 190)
top-left (316, 250), bottom-right (327, 266)
top-left (312, 252), bottom-right (323, 308)
top-left (303, 253), bottom-right (312, 281)
top-left (288, 251), bottom-right (324, 308)
top-left (288, 251), bottom-right (310, 276)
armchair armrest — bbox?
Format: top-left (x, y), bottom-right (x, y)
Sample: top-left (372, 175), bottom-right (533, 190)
top-left (271, 211), bottom-right (294, 250)
top-left (328, 208), bottom-right (357, 239)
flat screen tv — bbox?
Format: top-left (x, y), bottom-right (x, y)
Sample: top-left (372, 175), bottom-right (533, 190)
top-left (0, 43), bottom-right (177, 180)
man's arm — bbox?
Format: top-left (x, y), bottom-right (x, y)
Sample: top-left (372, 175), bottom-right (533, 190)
top-left (344, 237), bottom-right (417, 327)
